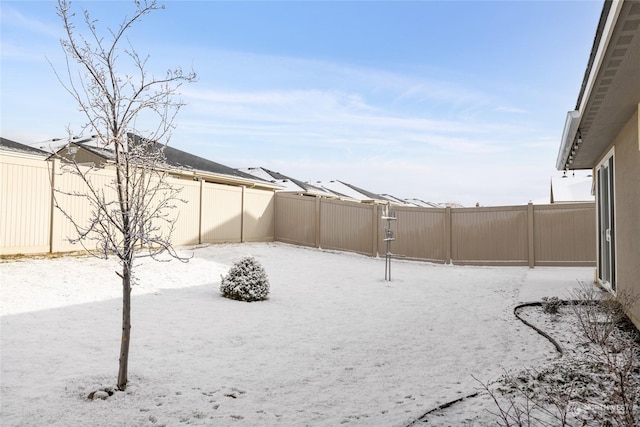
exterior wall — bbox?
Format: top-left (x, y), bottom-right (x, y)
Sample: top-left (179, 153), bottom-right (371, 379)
top-left (59, 146), bottom-right (106, 166)
top-left (606, 108), bottom-right (640, 328)
top-left (274, 193), bottom-right (597, 267)
top-left (0, 153), bottom-right (52, 255)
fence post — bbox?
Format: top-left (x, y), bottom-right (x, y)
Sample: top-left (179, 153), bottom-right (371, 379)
top-left (527, 202), bottom-right (535, 268)
top-left (372, 204), bottom-right (379, 257)
top-left (273, 192), bottom-right (277, 243)
top-left (240, 186), bottom-right (246, 243)
top-left (315, 196), bottom-right (321, 248)
top-left (198, 178), bottom-right (204, 245)
top-left (48, 158), bottom-right (58, 254)
top-left (445, 207), bottom-right (452, 264)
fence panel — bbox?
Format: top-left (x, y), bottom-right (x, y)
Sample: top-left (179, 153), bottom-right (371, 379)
top-left (451, 206), bottom-right (529, 265)
top-left (534, 203), bottom-right (596, 265)
top-left (51, 163), bottom-right (119, 253)
top-left (0, 156), bottom-right (281, 255)
top-left (274, 193), bottom-right (317, 247)
top-left (0, 154), bottom-right (52, 255)
top-left (243, 187), bottom-right (275, 242)
top-left (201, 183), bottom-right (242, 243)
top-left (320, 199), bottom-right (374, 256)
top-left (167, 177), bottom-right (201, 246)
top-left (388, 206), bottom-right (447, 262)
top-left (273, 196), bottom-right (596, 267)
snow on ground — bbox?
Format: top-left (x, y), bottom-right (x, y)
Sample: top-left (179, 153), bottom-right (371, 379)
top-left (0, 242), bottom-right (594, 426)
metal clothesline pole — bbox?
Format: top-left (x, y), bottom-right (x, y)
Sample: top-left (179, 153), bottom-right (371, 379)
top-left (382, 203), bottom-right (396, 281)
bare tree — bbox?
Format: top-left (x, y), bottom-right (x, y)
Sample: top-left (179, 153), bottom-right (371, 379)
top-left (52, 0), bottom-right (196, 391)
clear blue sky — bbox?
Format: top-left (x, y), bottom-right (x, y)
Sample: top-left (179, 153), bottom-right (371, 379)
top-left (1, 0), bottom-right (603, 206)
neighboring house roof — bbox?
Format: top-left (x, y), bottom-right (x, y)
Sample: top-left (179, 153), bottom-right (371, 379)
top-left (239, 170), bottom-right (448, 207)
top-left (125, 134), bottom-right (264, 182)
top-left (30, 135), bottom-right (100, 153)
top-left (440, 202), bottom-right (465, 208)
top-left (379, 194), bottom-right (414, 206)
top-left (313, 180), bottom-right (387, 203)
top-left (238, 167), bottom-right (337, 197)
top-left (379, 196), bottom-right (448, 208)
top-left (404, 198), bottom-right (445, 208)
top-left (557, 0), bottom-right (640, 171)
top-left (550, 173), bottom-right (595, 203)
top-left (158, 143), bottom-right (263, 183)
top-left (0, 137), bottom-right (49, 157)
top-left (38, 134), bottom-right (280, 189)
top-left (381, 194), bottom-right (443, 207)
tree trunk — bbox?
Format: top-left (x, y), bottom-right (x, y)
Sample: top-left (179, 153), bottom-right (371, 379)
top-left (117, 263), bottom-right (132, 391)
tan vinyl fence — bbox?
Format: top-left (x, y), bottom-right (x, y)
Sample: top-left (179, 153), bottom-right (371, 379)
top-left (0, 153), bottom-right (274, 255)
top-left (274, 193), bottom-right (596, 267)
top-left (1, 154), bottom-right (53, 254)
top-left (1, 152), bottom-right (596, 266)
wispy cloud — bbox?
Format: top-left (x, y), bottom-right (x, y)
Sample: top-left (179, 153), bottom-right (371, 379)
top-left (179, 84), bottom-right (522, 157)
top-left (0, 6), bottom-right (62, 63)
top-left (0, 6), bottom-right (59, 39)
top-left (495, 105), bottom-right (528, 114)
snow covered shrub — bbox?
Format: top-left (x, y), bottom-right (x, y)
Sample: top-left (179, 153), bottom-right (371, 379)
top-left (541, 296), bottom-right (562, 315)
top-left (482, 283), bottom-right (640, 427)
top-left (570, 282), bottom-right (639, 346)
top-left (220, 256), bottom-right (270, 302)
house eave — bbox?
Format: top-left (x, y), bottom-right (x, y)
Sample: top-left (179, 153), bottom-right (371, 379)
top-left (168, 167), bottom-right (284, 190)
top-left (59, 153), bottom-right (282, 191)
top-left (0, 148), bottom-right (49, 161)
top-left (556, 111), bottom-right (581, 170)
top-left (557, 0), bottom-right (640, 171)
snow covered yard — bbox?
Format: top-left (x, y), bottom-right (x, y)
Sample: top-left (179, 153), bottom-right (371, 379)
top-left (0, 242), bottom-right (594, 426)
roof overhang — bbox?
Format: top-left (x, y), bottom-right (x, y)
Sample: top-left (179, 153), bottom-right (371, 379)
top-left (161, 167), bottom-right (284, 191)
top-left (557, 0), bottom-right (640, 171)
top-left (53, 146), bottom-right (283, 191)
top-left (48, 137), bottom-right (282, 191)
top-left (0, 147), bottom-right (49, 161)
